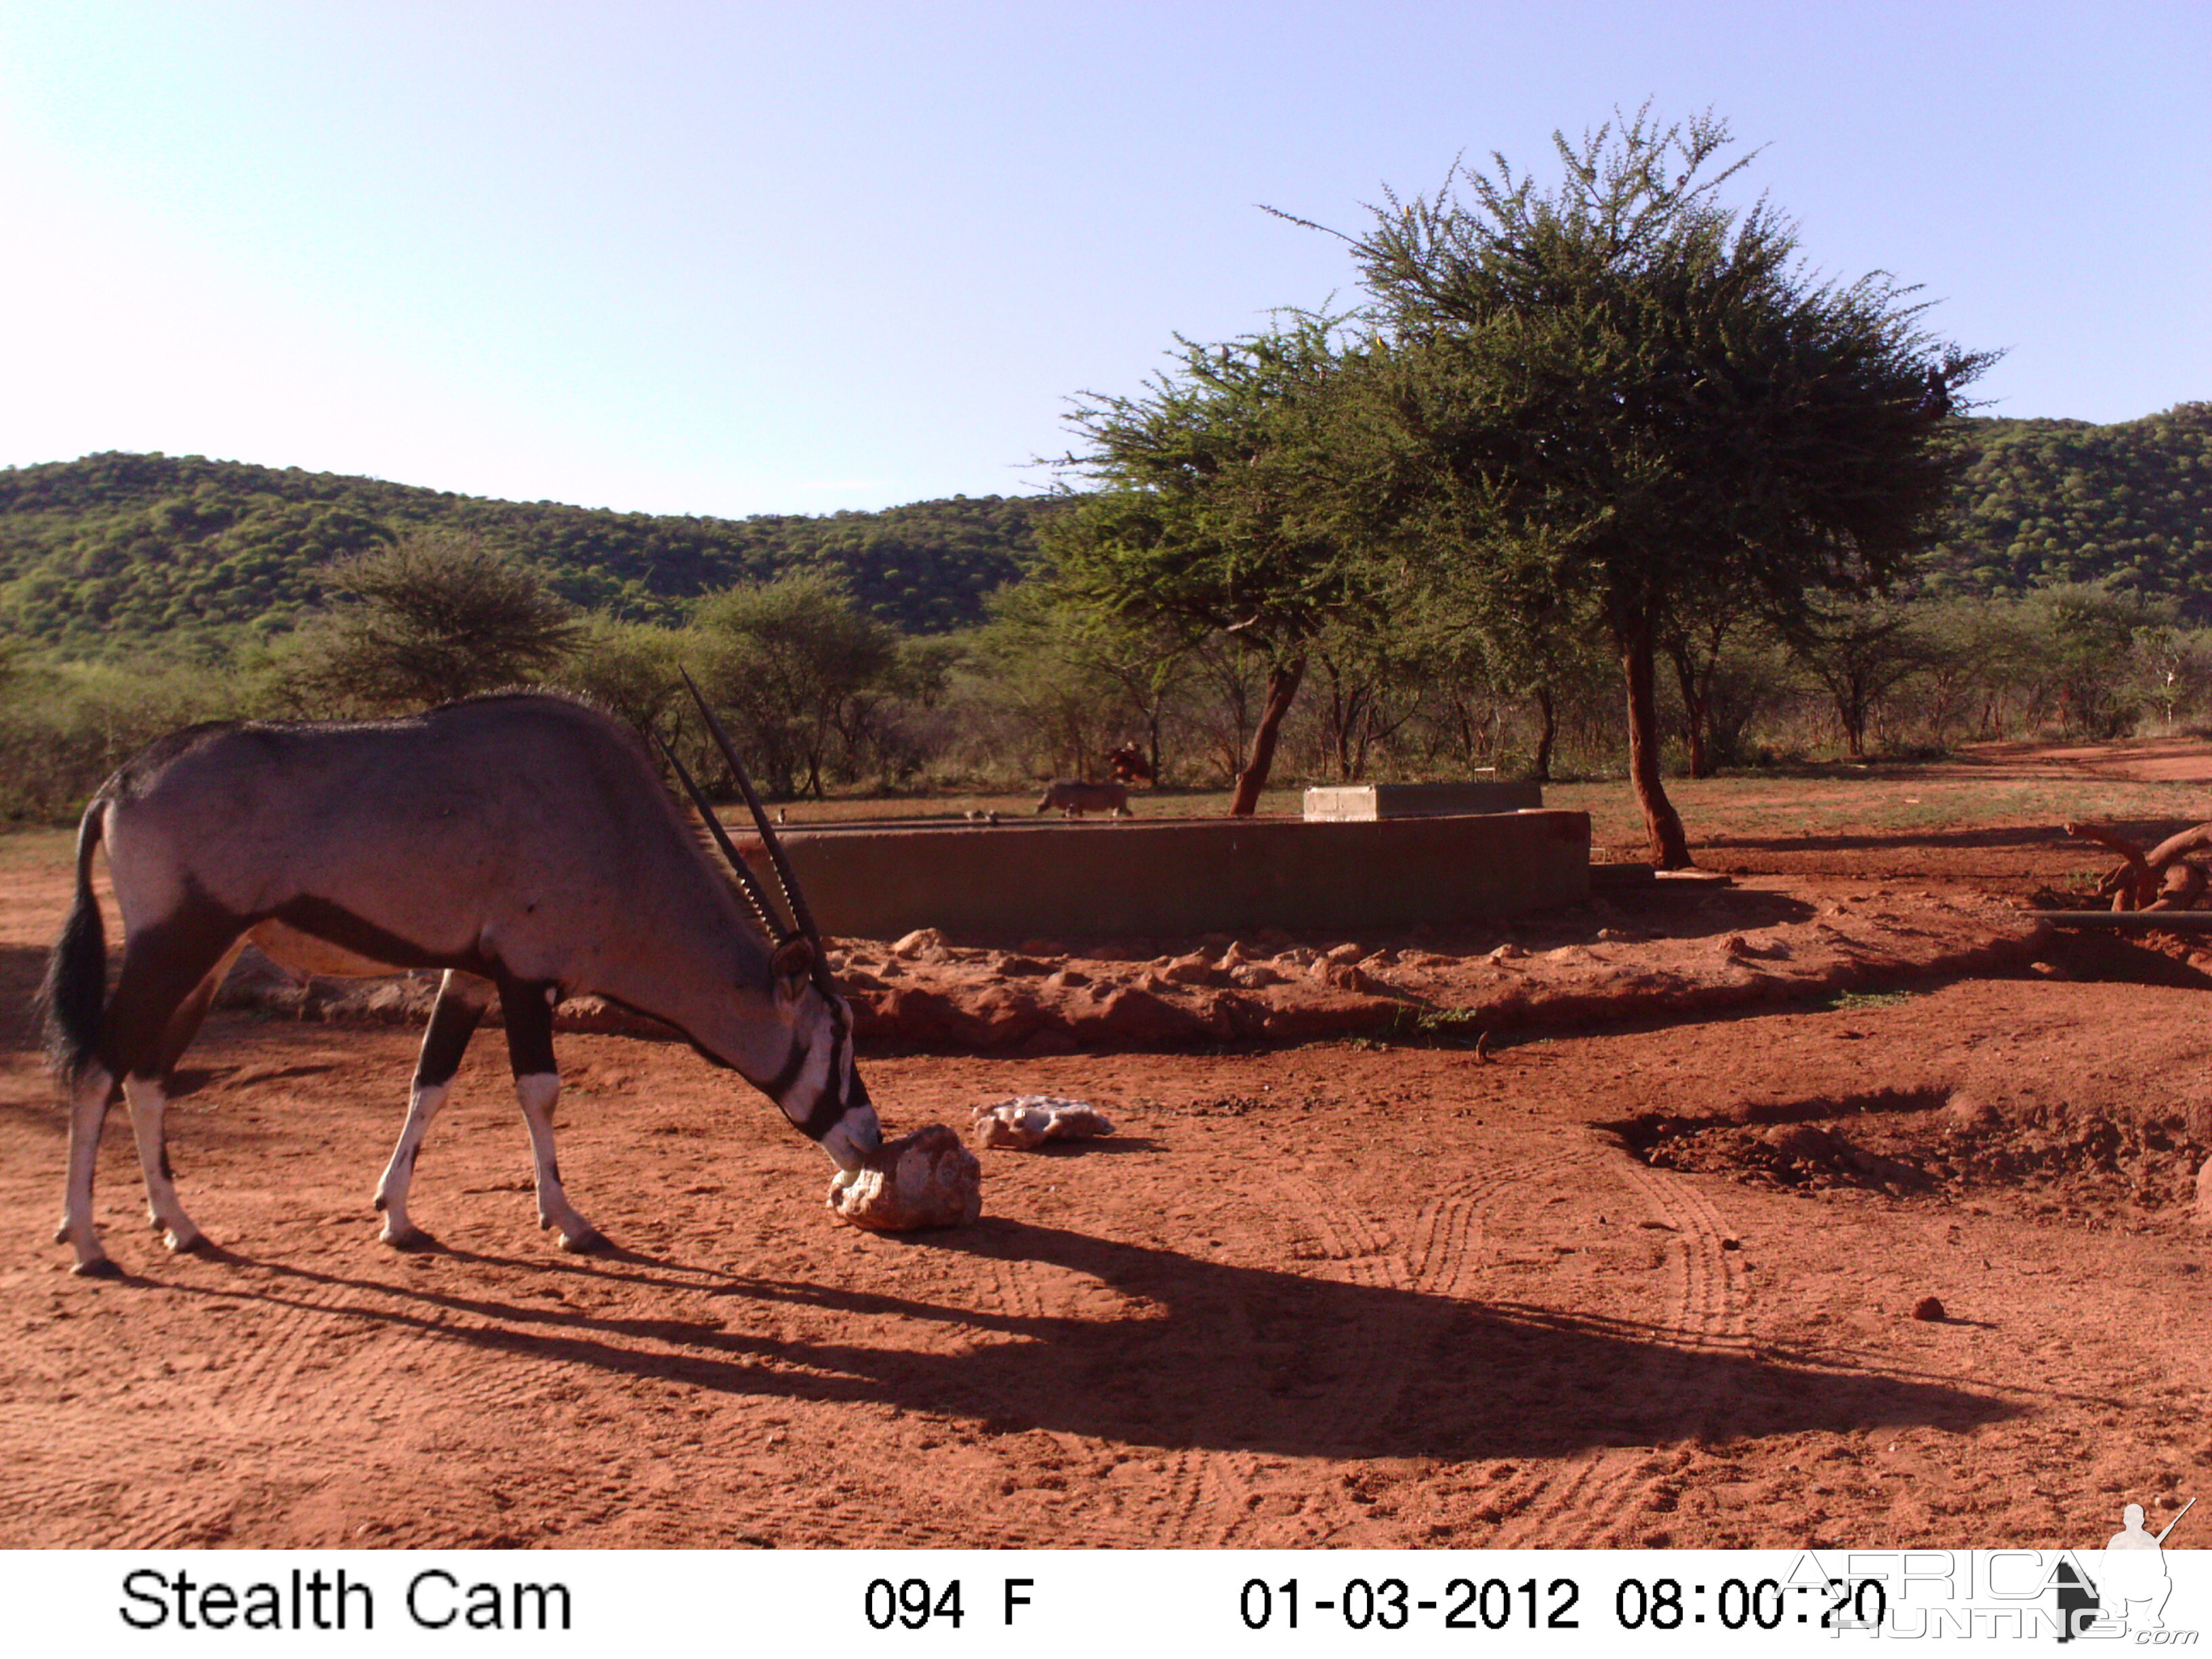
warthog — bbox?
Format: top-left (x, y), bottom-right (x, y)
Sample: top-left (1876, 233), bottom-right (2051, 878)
top-left (1036, 780), bottom-right (1132, 818)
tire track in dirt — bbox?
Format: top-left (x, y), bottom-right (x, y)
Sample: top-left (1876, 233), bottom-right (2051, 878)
top-left (1496, 1144), bottom-right (1749, 1548)
top-left (1394, 1145), bottom-right (1617, 1540)
top-left (0, 1251), bottom-right (341, 1547)
top-left (961, 1243), bottom-right (1164, 1549)
top-left (1273, 1174), bottom-right (1412, 1451)
top-left (1115, 1164), bottom-right (1364, 1549)
top-left (184, 1250), bottom-right (641, 1547)
top-left (216, 1270), bottom-right (451, 1441)
top-left (1400, 1146), bottom-right (1603, 1302)
top-left (0, 1395), bottom-right (251, 1547)
top-left (1183, 1150), bottom-right (1597, 1547)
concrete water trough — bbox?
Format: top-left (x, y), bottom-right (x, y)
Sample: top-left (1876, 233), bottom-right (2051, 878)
top-left (1303, 780), bottom-right (1544, 819)
top-left (739, 810), bottom-right (1591, 940)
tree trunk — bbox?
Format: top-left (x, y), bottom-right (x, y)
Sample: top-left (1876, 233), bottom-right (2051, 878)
top-left (1229, 655), bottom-right (1306, 816)
top-left (1668, 638), bottom-right (1715, 779)
top-left (1835, 693), bottom-right (1867, 758)
top-left (1532, 684), bottom-right (1557, 783)
top-left (1622, 623), bottom-right (1693, 868)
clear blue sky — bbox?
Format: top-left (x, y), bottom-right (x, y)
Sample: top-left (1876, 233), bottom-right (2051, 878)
top-left (2, 1), bottom-right (2205, 518)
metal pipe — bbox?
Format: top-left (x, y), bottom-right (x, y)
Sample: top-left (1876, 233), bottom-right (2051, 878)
top-left (2035, 910), bottom-right (2212, 930)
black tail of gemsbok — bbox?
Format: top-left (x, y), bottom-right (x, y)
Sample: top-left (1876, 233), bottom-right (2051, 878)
top-left (39, 804), bottom-right (108, 1083)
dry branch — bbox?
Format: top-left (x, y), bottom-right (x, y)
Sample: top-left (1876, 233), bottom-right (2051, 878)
top-left (2063, 821), bottom-right (2212, 912)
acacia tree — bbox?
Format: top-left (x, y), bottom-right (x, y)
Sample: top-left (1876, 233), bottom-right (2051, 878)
top-left (691, 569), bottom-right (897, 798)
top-left (1406, 520), bottom-right (1605, 783)
top-left (1047, 321), bottom-right (1382, 815)
top-left (1334, 107), bottom-right (1990, 865)
top-left (279, 530), bottom-right (581, 714)
top-left (966, 582), bottom-right (1174, 781)
top-left (1664, 598), bottom-right (1774, 778)
top-left (1791, 595), bottom-right (1931, 757)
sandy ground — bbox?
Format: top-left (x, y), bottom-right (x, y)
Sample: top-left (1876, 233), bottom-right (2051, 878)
top-left (4, 761), bottom-right (2211, 1551)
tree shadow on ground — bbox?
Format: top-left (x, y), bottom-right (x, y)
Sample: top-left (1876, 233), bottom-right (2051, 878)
top-left (1703, 823), bottom-right (2084, 857)
top-left (165, 1216), bottom-right (2011, 1464)
top-left (2041, 932), bottom-right (2212, 990)
top-left (0, 944), bottom-right (49, 1050)
top-left (1574, 886), bottom-right (1816, 943)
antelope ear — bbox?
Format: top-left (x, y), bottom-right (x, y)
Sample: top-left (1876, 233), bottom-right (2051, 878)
top-left (770, 936), bottom-right (815, 1004)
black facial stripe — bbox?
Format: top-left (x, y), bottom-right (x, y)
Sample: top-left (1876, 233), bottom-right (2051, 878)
top-left (799, 1005), bottom-right (853, 1140)
top-left (758, 990), bottom-right (857, 1141)
top-left (764, 1029), bottom-right (811, 1103)
top-left (801, 1096), bottom-right (844, 1140)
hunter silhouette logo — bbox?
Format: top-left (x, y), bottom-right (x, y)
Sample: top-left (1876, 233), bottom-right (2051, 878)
top-left (2057, 1496), bottom-right (2195, 1641)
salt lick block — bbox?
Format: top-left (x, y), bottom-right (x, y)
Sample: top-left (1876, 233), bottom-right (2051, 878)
top-left (826, 1124), bottom-right (983, 1231)
top-left (971, 1095), bottom-right (1115, 1151)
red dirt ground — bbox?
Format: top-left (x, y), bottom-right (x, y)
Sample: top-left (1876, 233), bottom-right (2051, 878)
top-left (4, 749), bottom-right (2210, 1550)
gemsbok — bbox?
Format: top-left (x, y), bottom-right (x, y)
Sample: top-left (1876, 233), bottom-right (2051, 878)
top-left (39, 676), bottom-right (881, 1276)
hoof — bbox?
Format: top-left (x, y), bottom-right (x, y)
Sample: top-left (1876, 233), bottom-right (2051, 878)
top-left (71, 1256), bottom-right (122, 1279)
top-left (164, 1228), bottom-right (208, 1256)
top-left (558, 1227), bottom-right (609, 1255)
top-left (52, 1221), bottom-right (70, 1246)
top-left (381, 1223), bottom-right (434, 1252)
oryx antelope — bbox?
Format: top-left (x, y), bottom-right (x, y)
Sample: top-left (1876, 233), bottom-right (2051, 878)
top-left (40, 680), bottom-right (881, 1276)
top-left (1036, 780), bottom-right (1132, 819)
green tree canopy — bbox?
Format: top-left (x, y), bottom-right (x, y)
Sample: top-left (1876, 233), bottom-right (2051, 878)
top-left (1045, 320), bottom-right (1384, 813)
top-left (1925, 405), bottom-right (2212, 605)
top-left (1336, 106), bottom-right (1992, 863)
top-left (689, 569), bottom-right (899, 798)
top-left (276, 530), bottom-right (583, 713)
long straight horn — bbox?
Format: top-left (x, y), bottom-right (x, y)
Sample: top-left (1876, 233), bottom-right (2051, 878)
top-left (680, 668), bottom-right (823, 947)
top-left (653, 729), bottom-right (790, 945)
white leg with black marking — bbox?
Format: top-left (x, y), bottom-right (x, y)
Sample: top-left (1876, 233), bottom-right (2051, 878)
top-left (374, 1078), bottom-right (451, 1248)
top-left (56, 1067), bottom-right (119, 1275)
top-left (515, 1072), bottom-right (602, 1252)
top-left (375, 970), bottom-right (492, 1249)
top-left (123, 1073), bottom-right (203, 1253)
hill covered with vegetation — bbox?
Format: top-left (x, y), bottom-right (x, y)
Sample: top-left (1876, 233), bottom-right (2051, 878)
top-left (0, 451), bottom-right (1050, 651)
top-left (3, 405), bottom-right (2209, 655)
top-left (1923, 403), bottom-right (2212, 611)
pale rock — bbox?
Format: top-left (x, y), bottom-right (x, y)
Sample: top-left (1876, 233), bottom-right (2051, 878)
top-left (1160, 951), bottom-right (1220, 985)
top-left (890, 927), bottom-right (949, 962)
top-left (827, 1125), bottom-right (982, 1231)
top-left (971, 1096), bottom-right (1115, 1151)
